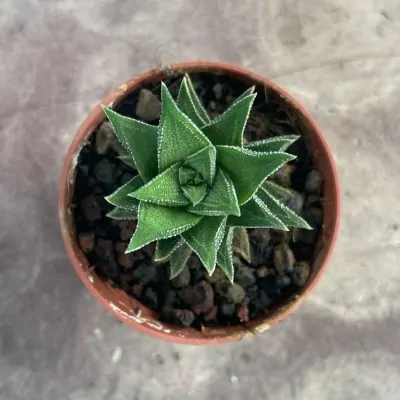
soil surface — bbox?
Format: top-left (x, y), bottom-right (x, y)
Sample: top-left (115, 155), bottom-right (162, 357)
top-left (73, 73), bottom-right (323, 329)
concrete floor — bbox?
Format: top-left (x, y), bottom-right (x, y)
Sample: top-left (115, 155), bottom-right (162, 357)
top-left (1, 0), bottom-right (400, 399)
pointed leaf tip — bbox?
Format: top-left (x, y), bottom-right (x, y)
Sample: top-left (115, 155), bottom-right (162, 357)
top-left (126, 203), bottom-right (202, 253)
top-left (202, 93), bottom-right (257, 146)
top-left (158, 83), bottom-right (211, 172)
top-left (216, 146), bottom-right (296, 205)
top-left (182, 216), bottom-right (226, 274)
top-left (102, 106), bottom-right (158, 182)
top-left (257, 187), bottom-right (312, 229)
top-left (217, 227), bottom-right (235, 282)
top-left (177, 75), bottom-right (210, 127)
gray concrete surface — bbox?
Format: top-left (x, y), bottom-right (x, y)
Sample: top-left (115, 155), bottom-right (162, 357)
top-left (1, 0), bottom-right (400, 399)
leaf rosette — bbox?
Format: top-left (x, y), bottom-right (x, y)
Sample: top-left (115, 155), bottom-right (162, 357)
top-left (103, 75), bottom-right (311, 281)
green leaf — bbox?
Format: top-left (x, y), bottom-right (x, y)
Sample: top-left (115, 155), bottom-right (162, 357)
top-left (232, 227), bottom-right (251, 263)
top-left (181, 183), bottom-right (209, 206)
top-left (228, 196), bottom-right (288, 229)
top-left (257, 187), bottom-right (311, 229)
top-left (117, 155), bottom-right (137, 170)
top-left (181, 216), bottom-right (226, 274)
top-left (177, 75), bottom-right (210, 127)
top-left (102, 106), bottom-right (158, 182)
top-left (217, 227), bottom-right (235, 282)
top-left (182, 145), bottom-right (216, 186)
top-left (157, 83), bottom-right (210, 172)
top-left (170, 243), bottom-right (193, 279)
top-left (130, 163), bottom-right (189, 207)
top-left (202, 93), bottom-right (256, 146)
top-left (245, 135), bottom-right (300, 152)
top-left (106, 206), bottom-right (137, 220)
top-left (262, 180), bottom-right (294, 202)
top-left (154, 237), bottom-right (184, 262)
top-left (126, 203), bottom-right (202, 252)
top-left (216, 146), bottom-right (296, 205)
top-left (188, 168), bottom-right (240, 216)
top-left (105, 176), bottom-right (144, 210)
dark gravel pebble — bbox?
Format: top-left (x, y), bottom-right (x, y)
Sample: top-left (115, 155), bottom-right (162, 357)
top-left (117, 253), bottom-right (135, 269)
top-left (118, 220), bottom-right (136, 241)
top-left (143, 287), bottom-right (158, 309)
top-left (78, 232), bottom-right (95, 253)
top-left (171, 265), bottom-right (191, 288)
top-left (237, 303), bottom-right (250, 322)
top-left (115, 242), bottom-right (128, 254)
top-left (93, 159), bottom-right (116, 184)
top-left (95, 121), bottom-right (115, 155)
top-left (81, 194), bottom-right (102, 221)
top-left (172, 309), bottom-right (195, 327)
top-left (131, 261), bottom-right (156, 284)
top-left (132, 284), bottom-right (143, 298)
top-left (286, 193), bottom-right (305, 215)
top-left (220, 302), bottom-right (236, 317)
top-left (216, 282), bottom-right (245, 304)
top-left (273, 243), bottom-right (295, 274)
top-left (120, 172), bottom-right (135, 186)
top-left (275, 274), bottom-right (291, 289)
top-left (305, 169), bottom-right (322, 194)
top-left (204, 305), bottom-right (218, 322)
top-left (135, 89), bottom-right (161, 121)
top-left (233, 258), bottom-right (256, 288)
top-left (179, 281), bottom-right (214, 315)
top-left (291, 262), bottom-right (311, 286)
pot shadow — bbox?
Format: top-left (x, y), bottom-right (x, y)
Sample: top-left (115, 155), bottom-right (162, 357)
top-left (198, 301), bottom-right (400, 399)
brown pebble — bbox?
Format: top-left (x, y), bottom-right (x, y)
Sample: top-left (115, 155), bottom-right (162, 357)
top-left (115, 242), bottom-right (128, 254)
top-left (271, 164), bottom-right (295, 187)
top-left (95, 121), bottom-right (114, 155)
top-left (207, 267), bottom-right (229, 286)
top-left (180, 281), bottom-right (214, 315)
top-left (118, 220), bottom-right (136, 241)
top-left (135, 89), bottom-right (161, 121)
top-left (78, 232), bottom-right (95, 253)
top-left (118, 253), bottom-right (134, 269)
top-left (234, 259), bottom-right (256, 288)
top-left (119, 273), bottom-right (134, 283)
top-left (172, 309), bottom-right (195, 327)
top-left (256, 266), bottom-right (272, 278)
top-left (132, 284), bottom-right (143, 298)
top-left (81, 194), bottom-right (101, 221)
top-left (193, 281), bottom-right (214, 314)
top-left (220, 303), bottom-right (236, 317)
top-left (292, 262), bottom-right (311, 286)
top-left (305, 169), bottom-right (323, 194)
top-left (216, 282), bottom-right (245, 304)
top-left (273, 243), bottom-right (295, 274)
top-left (94, 238), bottom-right (113, 258)
top-left (171, 265), bottom-right (191, 288)
top-left (237, 303), bottom-right (249, 323)
top-left (93, 158), bottom-right (116, 184)
top-left (204, 305), bottom-right (218, 322)
top-left (131, 261), bottom-right (156, 284)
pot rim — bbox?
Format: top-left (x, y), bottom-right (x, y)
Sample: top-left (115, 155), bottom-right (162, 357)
top-left (59, 61), bottom-right (341, 344)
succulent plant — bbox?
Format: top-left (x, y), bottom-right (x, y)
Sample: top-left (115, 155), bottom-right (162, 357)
top-left (102, 75), bottom-right (311, 282)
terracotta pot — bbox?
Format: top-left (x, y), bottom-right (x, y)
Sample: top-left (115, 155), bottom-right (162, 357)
top-left (59, 61), bottom-right (341, 345)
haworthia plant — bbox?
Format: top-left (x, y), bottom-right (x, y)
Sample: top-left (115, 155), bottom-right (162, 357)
top-left (103, 74), bottom-right (311, 282)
